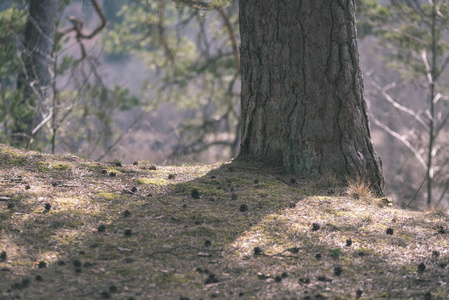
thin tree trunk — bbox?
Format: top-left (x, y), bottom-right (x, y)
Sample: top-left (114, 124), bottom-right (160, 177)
top-left (238, 0), bottom-right (384, 194)
top-left (16, 0), bottom-right (59, 147)
top-left (427, 4), bottom-right (438, 207)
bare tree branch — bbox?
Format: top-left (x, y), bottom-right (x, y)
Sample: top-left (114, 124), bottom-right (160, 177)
top-left (77, 0), bottom-right (108, 39)
top-left (60, 0), bottom-right (108, 60)
top-left (371, 80), bottom-right (429, 130)
top-left (421, 50), bottom-right (433, 84)
top-left (31, 109), bottom-right (53, 135)
top-left (371, 115), bottom-right (427, 171)
top-left (176, 0), bottom-right (213, 10)
top-left (217, 8), bottom-right (240, 73)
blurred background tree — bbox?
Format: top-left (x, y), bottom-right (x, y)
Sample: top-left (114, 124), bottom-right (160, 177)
top-left (1, 0), bottom-right (448, 210)
top-left (0, 3), bottom-right (27, 146)
top-left (0, 0), bottom-right (140, 157)
top-left (15, 0), bottom-right (60, 148)
top-left (357, 0), bottom-right (449, 208)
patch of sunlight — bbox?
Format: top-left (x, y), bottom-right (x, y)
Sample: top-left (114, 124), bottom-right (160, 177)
top-left (171, 161), bottom-right (222, 175)
top-left (35, 251), bottom-right (59, 266)
top-left (0, 235), bottom-right (37, 274)
top-left (1, 148), bottom-right (26, 157)
top-left (135, 177), bottom-right (169, 186)
top-left (53, 197), bottom-right (84, 208)
top-left (231, 212), bottom-right (298, 257)
top-left (95, 192), bottom-right (121, 201)
top-left (50, 228), bottom-right (86, 247)
top-left (0, 236), bottom-right (24, 259)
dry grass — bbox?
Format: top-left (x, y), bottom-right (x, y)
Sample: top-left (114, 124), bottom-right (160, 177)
top-left (426, 205), bottom-right (449, 217)
top-left (345, 177), bottom-right (374, 202)
top-left (0, 144), bottom-right (448, 299)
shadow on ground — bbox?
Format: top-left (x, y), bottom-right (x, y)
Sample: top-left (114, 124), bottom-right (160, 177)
top-left (0, 144), bottom-right (448, 299)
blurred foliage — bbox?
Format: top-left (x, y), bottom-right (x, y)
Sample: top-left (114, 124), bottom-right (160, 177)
top-left (49, 28), bottom-right (142, 156)
top-left (357, 0), bottom-right (449, 81)
top-left (357, 0), bottom-right (449, 207)
top-left (0, 5), bottom-right (27, 142)
top-left (0, 1), bottom-right (141, 157)
top-left (379, 2), bottom-right (449, 81)
top-left (356, 0), bottom-right (392, 38)
top-left (105, 0), bottom-right (240, 159)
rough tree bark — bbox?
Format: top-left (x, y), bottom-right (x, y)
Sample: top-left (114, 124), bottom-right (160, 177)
top-left (16, 0), bottom-right (59, 147)
top-left (238, 0), bottom-right (384, 194)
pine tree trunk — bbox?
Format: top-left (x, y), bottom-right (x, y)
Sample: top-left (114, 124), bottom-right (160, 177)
top-left (238, 0), bottom-right (384, 194)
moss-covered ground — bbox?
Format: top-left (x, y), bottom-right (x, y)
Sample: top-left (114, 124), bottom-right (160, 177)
top-left (0, 143), bottom-right (448, 299)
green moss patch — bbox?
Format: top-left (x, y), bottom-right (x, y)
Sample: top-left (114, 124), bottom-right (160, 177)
top-left (36, 161), bottom-right (51, 173)
top-left (135, 177), bottom-right (169, 186)
top-left (95, 192), bottom-right (121, 201)
top-left (52, 163), bottom-right (71, 171)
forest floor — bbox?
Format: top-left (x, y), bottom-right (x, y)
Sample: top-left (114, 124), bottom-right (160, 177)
top-left (0, 143), bottom-right (448, 300)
